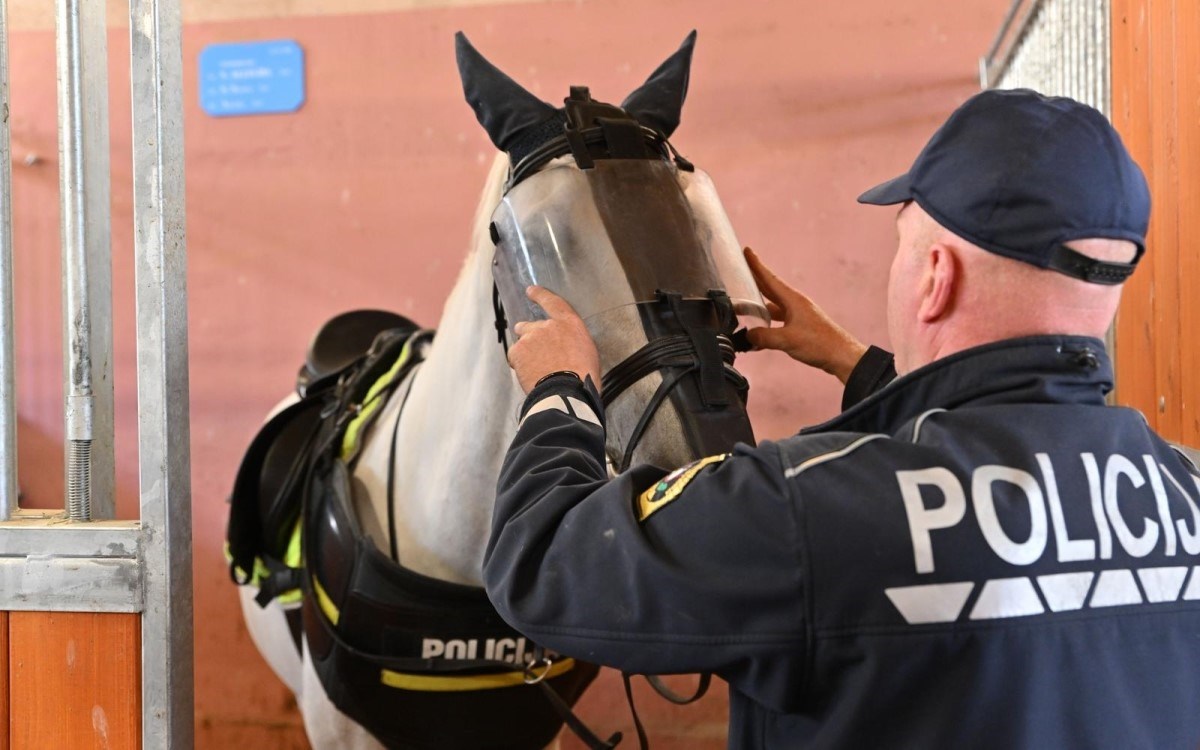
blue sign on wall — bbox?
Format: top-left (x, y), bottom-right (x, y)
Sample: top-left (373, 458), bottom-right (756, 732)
top-left (200, 40), bottom-right (305, 117)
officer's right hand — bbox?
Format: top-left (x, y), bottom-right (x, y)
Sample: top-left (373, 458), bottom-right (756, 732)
top-left (508, 286), bottom-right (602, 394)
top-left (743, 247), bottom-right (868, 385)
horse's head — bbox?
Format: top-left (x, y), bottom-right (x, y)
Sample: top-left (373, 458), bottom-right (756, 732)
top-left (456, 31), bottom-right (765, 471)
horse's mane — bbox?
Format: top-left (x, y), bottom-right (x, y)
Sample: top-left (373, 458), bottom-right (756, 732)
top-left (454, 153), bottom-right (511, 289)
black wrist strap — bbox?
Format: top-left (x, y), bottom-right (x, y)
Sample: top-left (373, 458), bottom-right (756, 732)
top-left (535, 370), bottom-right (583, 388)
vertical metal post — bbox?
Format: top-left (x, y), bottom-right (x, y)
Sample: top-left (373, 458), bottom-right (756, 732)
top-left (55, 0), bottom-right (115, 521)
top-left (129, 0), bottom-right (192, 745)
top-left (0, 0), bottom-right (17, 521)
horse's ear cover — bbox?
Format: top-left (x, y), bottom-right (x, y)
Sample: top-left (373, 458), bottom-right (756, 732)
top-left (455, 31), bottom-right (558, 152)
top-left (620, 30), bottom-right (697, 138)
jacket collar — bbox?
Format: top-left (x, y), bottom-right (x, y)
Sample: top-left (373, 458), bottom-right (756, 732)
top-left (803, 335), bottom-right (1113, 436)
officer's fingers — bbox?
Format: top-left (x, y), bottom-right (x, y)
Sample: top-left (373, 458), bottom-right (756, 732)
top-left (765, 300), bottom-right (785, 322)
top-left (513, 320), bottom-right (546, 337)
top-left (745, 325), bottom-right (789, 352)
top-left (744, 247), bottom-right (796, 305)
top-left (505, 337), bottom-right (525, 368)
top-left (526, 286), bottom-right (580, 321)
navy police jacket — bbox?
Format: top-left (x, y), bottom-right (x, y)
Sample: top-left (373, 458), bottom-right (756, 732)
top-left (484, 336), bottom-right (1200, 749)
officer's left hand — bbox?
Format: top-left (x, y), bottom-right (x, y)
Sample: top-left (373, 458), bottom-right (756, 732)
top-left (508, 286), bottom-right (602, 394)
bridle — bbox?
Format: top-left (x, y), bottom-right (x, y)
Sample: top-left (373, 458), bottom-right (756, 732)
top-left (489, 87), bottom-right (751, 472)
top-left (494, 286), bottom-right (748, 473)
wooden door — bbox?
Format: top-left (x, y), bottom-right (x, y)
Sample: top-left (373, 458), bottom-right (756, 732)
top-left (1111, 0), bottom-right (1200, 445)
top-left (3, 612), bottom-right (140, 749)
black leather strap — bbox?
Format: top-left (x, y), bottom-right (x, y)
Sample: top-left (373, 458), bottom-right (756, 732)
top-left (645, 673), bottom-right (711, 705)
top-left (1046, 243), bottom-right (1141, 285)
top-left (622, 673), bottom-right (650, 750)
top-left (617, 368), bottom-right (689, 474)
top-left (492, 283), bottom-right (510, 355)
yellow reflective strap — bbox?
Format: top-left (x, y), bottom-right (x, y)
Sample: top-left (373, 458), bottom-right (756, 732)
top-left (340, 335), bottom-right (417, 460)
top-left (253, 556), bottom-right (272, 585)
top-left (284, 518), bottom-right (303, 569)
top-left (276, 521), bottom-right (305, 605)
top-left (312, 575), bottom-right (341, 626)
top-left (276, 588), bottom-right (303, 606)
top-left (379, 658), bottom-right (577, 692)
top-left (226, 535), bottom-right (304, 603)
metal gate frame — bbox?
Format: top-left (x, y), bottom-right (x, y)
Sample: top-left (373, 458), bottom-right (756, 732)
top-left (0, 0), bottom-right (192, 746)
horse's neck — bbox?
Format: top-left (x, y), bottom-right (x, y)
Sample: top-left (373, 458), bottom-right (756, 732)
top-left (351, 154), bottom-right (523, 586)
top-left (386, 245), bottom-right (523, 585)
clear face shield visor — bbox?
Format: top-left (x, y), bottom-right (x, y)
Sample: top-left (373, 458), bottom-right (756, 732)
top-left (490, 158), bottom-right (768, 334)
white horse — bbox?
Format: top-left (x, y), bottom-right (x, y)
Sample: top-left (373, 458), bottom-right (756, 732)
top-left (236, 31), bottom-right (759, 749)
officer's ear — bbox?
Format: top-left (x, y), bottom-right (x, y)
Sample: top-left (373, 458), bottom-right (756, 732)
top-left (621, 30), bottom-right (696, 138)
top-left (455, 31), bottom-right (558, 152)
top-left (918, 243), bottom-right (958, 323)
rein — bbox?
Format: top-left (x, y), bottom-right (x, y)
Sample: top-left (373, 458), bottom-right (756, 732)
top-left (601, 330), bottom-right (744, 473)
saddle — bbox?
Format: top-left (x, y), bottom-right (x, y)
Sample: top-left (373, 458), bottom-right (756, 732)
top-left (227, 309), bottom-right (420, 604)
top-left (227, 309), bottom-right (606, 750)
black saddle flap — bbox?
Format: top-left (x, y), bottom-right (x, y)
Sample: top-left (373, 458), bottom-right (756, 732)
top-left (228, 396), bottom-right (323, 583)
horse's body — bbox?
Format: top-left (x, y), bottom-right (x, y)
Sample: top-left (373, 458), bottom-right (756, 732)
top-left (236, 31), bottom-right (758, 749)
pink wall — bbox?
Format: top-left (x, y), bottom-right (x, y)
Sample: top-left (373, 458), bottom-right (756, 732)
top-left (7, 0), bottom-right (1009, 746)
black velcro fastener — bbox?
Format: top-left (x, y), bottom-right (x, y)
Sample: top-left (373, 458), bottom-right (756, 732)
top-left (1046, 243), bottom-right (1141, 285)
top-left (597, 117), bottom-right (652, 159)
top-left (668, 294), bottom-right (729, 408)
top-left (507, 111), bottom-right (569, 168)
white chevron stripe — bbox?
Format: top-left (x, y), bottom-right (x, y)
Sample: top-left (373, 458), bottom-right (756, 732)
top-left (884, 582), bottom-right (974, 624)
top-left (566, 397), bottom-right (601, 427)
top-left (969, 577), bottom-right (1045, 620)
top-left (516, 395), bottom-right (567, 430)
top-left (1182, 567), bottom-right (1200, 601)
top-left (1036, 572), bottom-right (1094, 612)
top-left (1089, 569), bottom-right (1143, 608)
top-left (1136, 566), bottom-right (1189, 603)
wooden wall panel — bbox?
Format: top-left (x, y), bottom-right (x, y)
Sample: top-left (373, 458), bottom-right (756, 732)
top-left (1111, 0), bottom-right (1200, 446)
top-left (1, 612), bottom-right (8, 750)
top-left (1177, 0), bottom-right (1200, 442)
top-left (1147, 0), bottom-right (1182, 441)
top-left (1110, 0), bottom-right (1157, 423)
top-left (8, 612), bottom-right (140, 750)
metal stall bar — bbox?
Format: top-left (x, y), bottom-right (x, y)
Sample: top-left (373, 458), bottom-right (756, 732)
top-left (0, 0), bottom-right (193, 741)
top-left (980, 0), bottom-right (1110, 114)
top-left (56, 0), bottom-right (115, 521)
top-left (979, 0), bottom-right (1033, 88)
top-left (0, 0), bottom-right (16, 521)
top-left (129, 0), bottom-right (193, 745)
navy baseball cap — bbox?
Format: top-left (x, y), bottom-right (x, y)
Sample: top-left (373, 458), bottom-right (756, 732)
top-left (858, 88), bottom-right (1150, 284)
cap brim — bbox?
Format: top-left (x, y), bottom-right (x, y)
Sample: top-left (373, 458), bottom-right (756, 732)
top-left (857, 172), bottom-right (914, 205)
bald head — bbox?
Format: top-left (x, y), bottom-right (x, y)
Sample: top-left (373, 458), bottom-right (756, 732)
top-left (887, 203), bottom-right (1135, 374)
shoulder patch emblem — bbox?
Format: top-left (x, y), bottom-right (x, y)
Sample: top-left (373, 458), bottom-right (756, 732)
top-left (637, 453), bottom-right (729, 522)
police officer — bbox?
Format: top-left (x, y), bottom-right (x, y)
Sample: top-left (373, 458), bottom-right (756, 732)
top-left (484, 89), bottom-right (1200, 748)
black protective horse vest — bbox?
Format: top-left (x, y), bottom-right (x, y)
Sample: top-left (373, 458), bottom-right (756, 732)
top-left (228, 310), bottom-right (601, 750)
